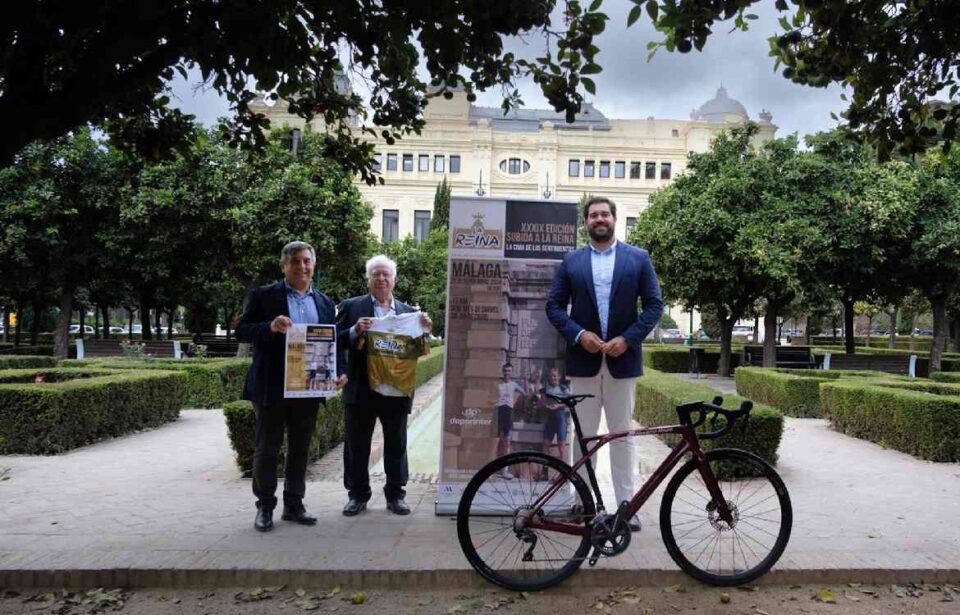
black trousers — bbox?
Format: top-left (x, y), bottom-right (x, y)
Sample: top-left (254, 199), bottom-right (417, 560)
top-left (252, 399), bottom-right (320, 511)
top-left (343, 392), bottom-right (409, 502)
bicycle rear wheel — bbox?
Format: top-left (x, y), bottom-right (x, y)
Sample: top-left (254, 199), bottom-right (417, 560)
top-left (660, 448), bottom-right (792, 586)
top-left (457, 452), bottom-right (596, 591)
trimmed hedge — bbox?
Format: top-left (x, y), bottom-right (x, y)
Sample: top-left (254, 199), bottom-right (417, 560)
top-left (0, 355), bottom-right (57, 369)
top-left (931, 372), bottom-right (960, 384)
top-left (820, 381), bottom-right (960, 462)
top-left (634, 368), bottom-right (784, 466)
top-left (0, 344), bottom-right (55, 356)
top-left (223, 348), bottom-right (446, 475)
top-left (642, 345), bottom-right (742, 374)
top-left (58, 358), bottom-right (250, 408)
top-left (0, 368), bottom-right (185, 454)
top-left (734, 367), bottom-right (904, 418)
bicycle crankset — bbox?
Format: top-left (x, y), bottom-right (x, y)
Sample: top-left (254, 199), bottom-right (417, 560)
top-left (589, 513), bottom-right (632, 558)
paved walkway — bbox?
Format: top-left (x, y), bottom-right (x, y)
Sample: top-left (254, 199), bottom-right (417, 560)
top-left (1, 374), bottom-right (959, 589)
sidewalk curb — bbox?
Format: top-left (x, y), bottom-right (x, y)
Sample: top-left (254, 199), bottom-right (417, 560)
top-left (1, 567), bottom-right (958, 590)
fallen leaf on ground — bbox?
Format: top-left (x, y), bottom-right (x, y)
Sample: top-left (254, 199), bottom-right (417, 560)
top-left (815, 588), bottom-right (836, 603)
top-left (719, 592), bottom-right (731, 604)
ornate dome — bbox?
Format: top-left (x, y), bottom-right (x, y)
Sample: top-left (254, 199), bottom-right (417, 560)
top-left (690, 87), bottom-right (749, 123)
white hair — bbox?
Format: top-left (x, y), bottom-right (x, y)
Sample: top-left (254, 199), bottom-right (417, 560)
top-left (365, 254), bottom-right (397, 279)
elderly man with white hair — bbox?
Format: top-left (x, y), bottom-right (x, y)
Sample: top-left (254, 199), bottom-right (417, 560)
top-left (336, 254), bottom-right (432, 516)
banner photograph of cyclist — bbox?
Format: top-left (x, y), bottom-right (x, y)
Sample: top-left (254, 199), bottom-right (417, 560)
top-left (437, 197), bottom-right (578, 513)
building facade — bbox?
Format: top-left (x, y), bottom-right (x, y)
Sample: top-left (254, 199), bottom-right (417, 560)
top-left (252, 87), bottom-right (776, 334)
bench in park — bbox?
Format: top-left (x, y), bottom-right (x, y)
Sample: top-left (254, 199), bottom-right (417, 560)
top-left (76, 339), bottom-right (182, 360)
top-left (191, 334), bottom-right (240, 358)
top-left (821, 352), bottom-right (918, 377)
top-left (741, 345), bottom-right (815, 369)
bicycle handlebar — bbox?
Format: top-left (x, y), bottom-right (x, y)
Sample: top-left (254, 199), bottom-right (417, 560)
top-left (676, 396), bottom-right (752, 440)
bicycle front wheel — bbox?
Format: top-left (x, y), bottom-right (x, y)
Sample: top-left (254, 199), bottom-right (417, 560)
top-left (457, 452), bottom-right (596, 591)
top-left (660, 448), bottom-right (792, 586)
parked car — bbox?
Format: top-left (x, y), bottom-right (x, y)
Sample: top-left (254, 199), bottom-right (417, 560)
top-left (914, 328), bottom-right (933, 336)
top-left (68, 324), bottom-right (95, 335)
top-left (153, 327), bottom-right (179, 334)
top-left (731, 325), bottom-right (755, 342)
top-left (99, 326), bottom-right (126, 335)
top-left (660, 328), bottom-right (684, 340)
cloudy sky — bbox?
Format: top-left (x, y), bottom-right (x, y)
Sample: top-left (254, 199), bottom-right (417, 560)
top-left (167, 0), bottom-right (846, 142)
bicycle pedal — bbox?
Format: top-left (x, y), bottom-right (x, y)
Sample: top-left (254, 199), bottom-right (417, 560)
top-left (588, 548), bottom-right (601, 566)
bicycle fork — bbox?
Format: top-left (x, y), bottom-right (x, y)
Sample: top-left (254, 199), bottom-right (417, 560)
top-left (693, 450), bottom-right (735, 525)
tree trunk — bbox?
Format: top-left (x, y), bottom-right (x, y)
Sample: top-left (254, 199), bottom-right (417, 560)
top-left (865, 314), bottom-right (872, 347)
top-left (101, 305), bottom-right (111, 339)
top-left (718, 315), bottom-right (735, 377)
top-left (93, 305), bottom-right (100, 339)
top-left (831, 312), bottom-right (838, 344)
top-left (140, 295), bottom-right (153, 340)
top-left (154, 308), bottom-right (162, 339)
top-left (53, 287), bottom-right (75, 359)
top-left (804, 316), bottom-right (811, 346)
top-left (30, 297), bottom-right (42, 345)
top-left (14, 297), bottom-right (23, 346)
top-left (909, 313), bottom-right (916, 351)
top-left (763, 305), bottom-right (778, 368)
top-left (930, 294), bottom-right (948, 373)
top-left (953, 315), bottom-right (960, 353)
top-left (843, 298), bottom-right (856, 354)
top-left (79, 307), bottom-right (86, 339)
top-left (888, 308), bottom-right (898, 349)
top-left (127, 309), bottom-right (135, 340)
top-left (2, 306), bottom-right (8, 343)
top-left (165, 309), bottom-right (174, 340)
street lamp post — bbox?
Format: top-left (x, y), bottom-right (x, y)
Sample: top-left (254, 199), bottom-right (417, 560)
top-left (474, 170), bottom-right (487, 197)
top-left (541, 172), bottom-right (553, 199)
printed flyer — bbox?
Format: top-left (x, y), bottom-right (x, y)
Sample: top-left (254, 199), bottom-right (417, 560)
top-left (284, 324), bottom-right (338, 398)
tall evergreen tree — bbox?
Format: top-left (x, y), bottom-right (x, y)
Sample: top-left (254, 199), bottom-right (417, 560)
top-left (429, 177), bottom-right (451, 232)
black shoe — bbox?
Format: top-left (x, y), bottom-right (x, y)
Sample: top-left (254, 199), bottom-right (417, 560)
top-left (281, 505), bottom-right (318, 525)
top-left (254, 509), bottom-right (273, 532)
top-left (386, 497), bottom-right (411, 515)
top-left (342, 498), bottom-right (367, 516)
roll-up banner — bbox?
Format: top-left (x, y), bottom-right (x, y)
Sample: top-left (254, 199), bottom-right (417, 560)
top-left (435, 197), bottom-right (578, 514)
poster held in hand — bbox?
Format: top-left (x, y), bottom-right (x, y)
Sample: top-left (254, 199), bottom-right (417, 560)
top-left (284, 324), bottom-right (337, 398)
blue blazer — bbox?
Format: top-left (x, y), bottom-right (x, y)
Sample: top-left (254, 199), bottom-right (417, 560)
top-left (546, 243), bottom-right (663, 378)
top-left (235, 281), bottom-right (340, 406)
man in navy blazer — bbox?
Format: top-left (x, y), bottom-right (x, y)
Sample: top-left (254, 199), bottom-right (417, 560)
top-left (236, 241), bottom-right (347, 532)
top-left (546, 197), bottom-right (663, 528)
top-left (336, 254), bottom-right (432, 517)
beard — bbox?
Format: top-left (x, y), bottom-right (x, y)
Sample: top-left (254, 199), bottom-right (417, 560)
top-left (587, 223), bottom-right (613, 242)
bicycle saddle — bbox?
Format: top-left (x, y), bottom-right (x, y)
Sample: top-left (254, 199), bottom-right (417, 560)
top-left (545, 393), bottom-right (594, 408)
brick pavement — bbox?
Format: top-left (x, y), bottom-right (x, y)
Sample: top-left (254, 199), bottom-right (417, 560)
top-left (1, 373), bottom-right (959, 589)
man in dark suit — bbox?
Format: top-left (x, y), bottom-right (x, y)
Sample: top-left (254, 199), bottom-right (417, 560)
top-left (337, 254), bottom-right (432, 516)
top-left (236, 241), bottom-right (347, 532)
top-left (545, 197), bottom-right (663, 529)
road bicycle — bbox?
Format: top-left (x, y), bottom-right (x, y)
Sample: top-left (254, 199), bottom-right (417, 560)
top-left (457, 394), bottom-right (792, 590)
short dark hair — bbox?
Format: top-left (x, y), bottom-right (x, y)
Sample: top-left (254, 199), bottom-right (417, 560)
top-left (502, 363), bottom-right (513, 371)
top-left (583, 196), bottom-right (617, 220)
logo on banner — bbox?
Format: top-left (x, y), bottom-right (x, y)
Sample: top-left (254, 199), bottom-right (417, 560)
top-left (452, 213), bottom-right (502, 249)
top-left (449, 407), bottom-right (491, 426)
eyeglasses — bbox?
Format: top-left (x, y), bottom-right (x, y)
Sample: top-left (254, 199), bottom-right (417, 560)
top-left (369, 271), bottom-right (393, 279)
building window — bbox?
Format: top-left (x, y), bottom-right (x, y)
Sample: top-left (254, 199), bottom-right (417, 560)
top-left (599, 161), bottom-right (610, 178)
top-left (568, 159), bottom-right (580, 177)
top-left (449, 155), bottom-right (461, 173)
top-left (414, 210), bottom-right (431, 243)
top-left (645, 161), bottom-right (656, 180)
top-left (373, 153), bottom-right (382, 172)
top-left (402, 154), bottom-right (413, 172)
top-left (434, 155), bottom-right (445, 172)
top-left (419, 154), bottom-right (430, 171)
top-left (499, 158), bottom-right (530, 175)
top-left (614, 161), bottom-right (625, 179)
top-left (671, 128), bottom-right (680, 137)
top-left (629, 162), bottom-right (641, 179)
top-left (382, 209), bottom-right (399, 243)
top-left (386, 153), bottom-right (397, 171)
top-left (626, 217), bottom-right (637, 236)
top-left (584, 160), bottom-right (595, 178)
top-left (660, 162), bottom-right (672, 180)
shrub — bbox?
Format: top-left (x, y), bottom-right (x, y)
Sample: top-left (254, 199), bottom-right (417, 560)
top-left (0, 345), bottom-right (55, 356)
top-left (820, 381), bottom-right (960, 462)
top-left (931, 372), bottom-right (960, 384)
top-left (734, 367), bottom-right (904, 418)
top-left (0, 355), bottom-right (57, 369)
top-left (222, 396), bottom-right (347, 477)
top-left (634, 368), bottom-right (784, 466)
top-left (223, 348), bottom-right (444, 475)
top-left (642, 345), bottom-right (742, 374)
top-left (58, 358), bottom-right (250, 408)
top-left (0, 368), bottom-right (186, 454)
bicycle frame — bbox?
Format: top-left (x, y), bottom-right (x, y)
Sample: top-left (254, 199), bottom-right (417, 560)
top-left (526, 410), bottom-right (734, 537)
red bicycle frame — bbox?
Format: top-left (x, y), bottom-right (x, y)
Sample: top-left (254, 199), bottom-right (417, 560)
top-left (526, 419), bottom-right (734, 536)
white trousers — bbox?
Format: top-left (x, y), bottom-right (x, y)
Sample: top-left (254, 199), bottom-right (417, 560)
top-left (568, 357), bottom-right (637, 507)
